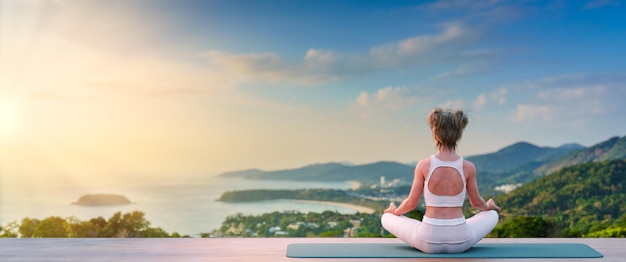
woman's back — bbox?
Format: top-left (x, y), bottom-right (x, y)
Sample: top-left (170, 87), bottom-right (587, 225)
top-left (422, 154), bottom-right (466, 219)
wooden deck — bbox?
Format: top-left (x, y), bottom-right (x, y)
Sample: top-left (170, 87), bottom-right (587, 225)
top-left (0, 238), bottom-right (623, 262)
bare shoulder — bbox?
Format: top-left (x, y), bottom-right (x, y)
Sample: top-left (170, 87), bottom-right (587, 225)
top-left (463, 159), bottom-right (476, 178)
top-left (415, 157), bottom-right (431, 178)
top-left (416, 157), bottom-right (431, 170)
top-left (463, 159), bottom-right (476, 169)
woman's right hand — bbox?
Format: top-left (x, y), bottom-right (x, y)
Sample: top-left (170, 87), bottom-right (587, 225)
top-left (486, 198), bottom-right (501, 211)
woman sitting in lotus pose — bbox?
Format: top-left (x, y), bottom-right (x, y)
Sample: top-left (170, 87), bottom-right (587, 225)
top-left (381, 107), bottom-right (501, 253)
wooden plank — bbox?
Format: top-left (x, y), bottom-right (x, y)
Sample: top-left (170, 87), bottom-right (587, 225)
top-left (0, 238), bottom-right (623, 262)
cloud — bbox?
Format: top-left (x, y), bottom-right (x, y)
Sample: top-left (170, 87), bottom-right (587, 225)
top-left (469, 88), bottom-right (507, 110)
top-left (442, 99), bottom-right (466, 110)
top-left (202, 23), bottom-right (484, 86)
top-left (508, 74), bottom-right (626, 123)
top-left (365, 23), bottom-right (485, 69)
top-left (432, 65), bottom-right (489, 80)
top-left (511, 104), bottom-right (555, 122)
top-left (350, 86), bottom-right (421, 119)
top-left (584, 0), bottom-right (621, 9)
top-left (473, 94), bottom-right (488, 109)
top-left (492, 88), bottom-right (508, 105)
top-left (305, 49), bottom-right (339, 65)
top-left (416, 0), bottom-right (525, 24)
top-left (419, 0), bottom-right (503, 12)
top-left (202, 50), bottom-right (342, 85)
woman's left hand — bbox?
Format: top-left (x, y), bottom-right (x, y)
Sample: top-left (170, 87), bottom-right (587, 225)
top-left (384, 202), bottom-right (396, 214)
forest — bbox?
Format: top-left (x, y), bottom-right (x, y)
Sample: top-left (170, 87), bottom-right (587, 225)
top-left (490, 159), bottom-right (626, 237)
top-left (0, 211), bottom-right (183, 238)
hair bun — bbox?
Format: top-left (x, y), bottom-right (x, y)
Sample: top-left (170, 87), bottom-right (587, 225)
top-left (427, 107), bottom-right (469, 150)
top-left (451, 110), bottom-right (468, 129)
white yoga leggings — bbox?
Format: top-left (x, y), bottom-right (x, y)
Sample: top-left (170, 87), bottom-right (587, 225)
top-left (381, 210), bottom-right (498, 253)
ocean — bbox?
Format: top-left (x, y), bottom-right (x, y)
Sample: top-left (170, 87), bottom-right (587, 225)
top-left (0, 175), bottom-right (357, 237)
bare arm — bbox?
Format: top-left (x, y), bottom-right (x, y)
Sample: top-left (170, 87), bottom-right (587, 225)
top-left (384, 159), bottom-right (427, 215)
top-left (465, 160), bottom-right (501, 211)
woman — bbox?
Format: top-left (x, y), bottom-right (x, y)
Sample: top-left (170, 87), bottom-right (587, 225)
top-left (381, 107), bottom-right (500, 253)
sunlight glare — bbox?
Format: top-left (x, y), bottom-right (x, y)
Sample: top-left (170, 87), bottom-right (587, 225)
top-left (0, 95), bottom-right (21, 140)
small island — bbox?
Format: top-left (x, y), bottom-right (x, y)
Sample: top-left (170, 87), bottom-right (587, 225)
top-left (72, 194), bottom-right (131, 206)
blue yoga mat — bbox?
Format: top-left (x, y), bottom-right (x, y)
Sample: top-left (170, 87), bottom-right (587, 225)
top-left (286, 243), bottom-right (603, 258)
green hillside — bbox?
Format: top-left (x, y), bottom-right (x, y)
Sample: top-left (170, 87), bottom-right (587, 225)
top-left (535, 136), bottom-right (626, 175)
top-left (466, 142), bottom-right (583, 173)
top-left (477, 136), bottom-right (626, 196)
top-left (493, 159), bottom-right (626, 237)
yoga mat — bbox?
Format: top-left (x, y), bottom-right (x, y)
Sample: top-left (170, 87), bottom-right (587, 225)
top-left (286, 243), bottom-right (603, 258)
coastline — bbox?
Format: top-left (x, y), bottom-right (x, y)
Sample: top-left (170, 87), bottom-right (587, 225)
top-left (345, 180), bottom-right (362, 190)
top-left (293, 200), bottom-right (376, 214)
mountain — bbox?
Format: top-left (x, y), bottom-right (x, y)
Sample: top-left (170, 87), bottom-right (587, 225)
top-left (219, 161), bottom-right (413, 184)
top-left (474, 137), bottom-right (625, 195)
top-left (494, 159), bottom-right (626, 236)
top-left (534, 136), bottom-right (626, 175)
top-left (466, 142), bottom-right (584, 173)
top-left (219, 136), bottom-right (625, 192)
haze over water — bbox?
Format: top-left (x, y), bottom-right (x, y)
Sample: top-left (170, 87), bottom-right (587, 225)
top-left (0, 174), bottom-right (356, 236)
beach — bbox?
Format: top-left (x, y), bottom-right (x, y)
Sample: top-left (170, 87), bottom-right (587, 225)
top-left (294, 200), bottom-right (376, 214)
top-left (288, 180), bottom-right (376, 215)
top-left (346, 180), bottom-right (362, 190)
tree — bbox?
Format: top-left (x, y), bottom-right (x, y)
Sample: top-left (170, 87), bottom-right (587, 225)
top-left (0, 221), bottom-right (19, 238)
top-left (586, 227), bottom-right (626, 237)
top-left (494, 216), bottom-right (548, 238)
top-left (19, 218), bottom-right (40, 238)
top-left (140, 227), bottom-right (171, 237)
top-left (103, 211), bottom-right (150, 237)
top-left (33, 217), bottom-right (67, 237)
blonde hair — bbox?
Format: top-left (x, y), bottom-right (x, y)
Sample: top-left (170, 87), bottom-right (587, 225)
top-left (427, 107), bottom-right (468, 151)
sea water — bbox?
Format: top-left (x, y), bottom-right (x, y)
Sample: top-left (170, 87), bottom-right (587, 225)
top-left (0, 176), bottom-right (356, 237)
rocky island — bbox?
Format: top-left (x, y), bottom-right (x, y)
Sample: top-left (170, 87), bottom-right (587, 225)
top-left (72, 194), bottom-right (132, 206)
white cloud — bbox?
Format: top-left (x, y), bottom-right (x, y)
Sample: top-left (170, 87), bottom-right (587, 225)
top-left (350, 86), bottom-right (420, 119)
top-left (473, 94), bottom-right (488, 109)
top-left (432, 65), bottom-right (489, 80)
top-left (201, 50), bottom-right (341, 85)
top-left (472, 88), bottom-right (507, 110)
top-left (355, 92), bottom-right (370, 107)
top-left (304, 49), bottom-right (339, 65)
top-left (508, 74), bottom-right (626, 123)
top-left (538, 88), bottom-right (583, 99)
top-left (511, 104), bottom-right (555, 122)
top-left (420, 0), bottom-right (502, 11)
top-left (442, 99), bottom-right (466, 110)
top-left (370, 23), bottom-right (466, 58)
top-left (584, 0), bottom-right (620, 9)
top-left (491, 88), bottom-right (507, 105)
top-left (202, 23), bottom-right (483, 86)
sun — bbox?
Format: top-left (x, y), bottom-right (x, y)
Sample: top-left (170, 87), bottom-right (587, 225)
top-left (0, 96), bottom-right (21, 140)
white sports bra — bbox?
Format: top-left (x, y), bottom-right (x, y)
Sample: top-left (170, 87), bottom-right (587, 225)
top-left (423, 155), bottom-right (466, 207)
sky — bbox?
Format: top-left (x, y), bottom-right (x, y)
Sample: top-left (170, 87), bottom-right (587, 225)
top-left (1, 0), bottom-right (625, 185)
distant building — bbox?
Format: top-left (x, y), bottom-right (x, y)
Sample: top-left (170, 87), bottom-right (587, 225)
top-left (268, 226), bottom-right (281, 234)
top-left (274, 231), bottom-right (289, 237)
